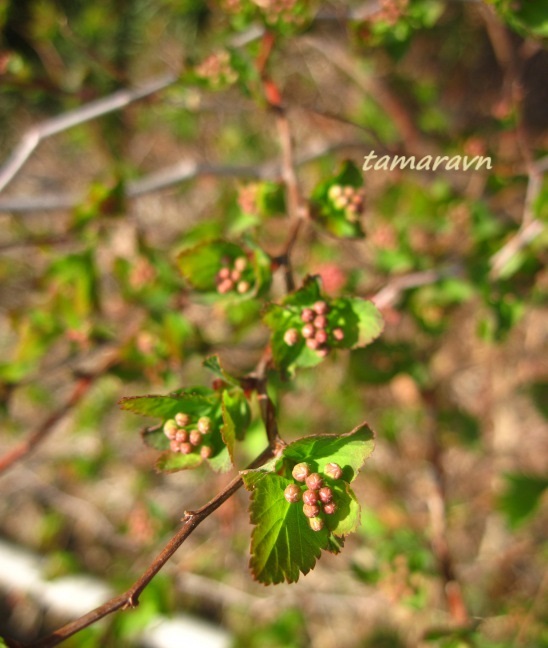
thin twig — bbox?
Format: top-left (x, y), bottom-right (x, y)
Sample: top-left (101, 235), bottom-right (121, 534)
top-left (20, 445), bottom-right (273, 648)
top-left (0, 74), bottom-right (178, 194)
top-left (0, 351), bottom-right (119, 475)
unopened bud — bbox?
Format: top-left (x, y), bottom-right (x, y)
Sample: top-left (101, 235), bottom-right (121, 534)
top-left (324, 462), bottom-right (343, 480)
top-left (175, 429), bottom-right (189, 443)
top-left (306, 338), bottom-right (320, 350)
top-left (343, 186), bottom-right (354, 197)
top-left (217, 267), bottom-right (231, 280)
top-left (292, 462), bottom-right (310, 482)
top-left (284, 484), bottom-right (302, 503)
top-left (309, 516), bottom-right (324, 532)
top-left (175, 412), bottom-right (190, 427)
top-left (332, 328), bottom-right (344, 341)
top-left (303, 503), bottom-right (320, 518)
top-left (305, 473), bottom-right (323, 491)
top-left (328, 184), bottom-right (343, 200)
top-left (179, 442), bottom-right (193, 455)
top-left (230, 269), bottom-right (242, 282)
top-left (189, 430), bottom-right (202, 446)
top-left (197, 416), bottom-right (212, 434)
top-left (302, 323), bottom-right (315, 339)
top-left (323, 502), bottom-right (337, 515)
top-left (163, 419), bottom-right (178, 439)
top-left (303, 490), bottom-right (319, 506)
top-left (200, 445), bottom-right (213, 459)
top-left (301, 308), bottom-right (315, 323)
top-left (218, 278), bottom-right (234, 294)
top-left (314, 315), bottom-right (328, 329)
top-left (313, 301), bottom-right (329, 315)
top-left (169, 440), bottom-right (180, 452)
top-left (318, 487), bottom-right (333, 504)
top-left (283, 328), bottom-right (299, 346)
top-left (237, 280), bottom-right (251, 294)
top-left (315, 329), bottom-right (328, 344)
top-left (234, 256), bottom-right (247, 272)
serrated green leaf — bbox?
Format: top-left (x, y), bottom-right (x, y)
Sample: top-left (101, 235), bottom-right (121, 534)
top-left (282, 424), bottom-right (375, 482)
top-left (498, 473), bottom-right (548, 528)
top-left (244, 472), bottom-right (328, 584)
top-left (203, 355), bottom-right (240, 387)
top-left (242, 423), bottom-right (374, 584)
top-left (119, 391), bottom-right (217, 419)
top-left (156, 451), bottom-right (204, 473)
top-left (311, 161), bottom-right (365, 239)
top-left (263, 277), bottom-right (383, 374)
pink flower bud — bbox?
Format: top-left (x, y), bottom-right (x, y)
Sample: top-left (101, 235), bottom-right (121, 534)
top-left (163, 419), bottom-right (178, 439)
top-left (318, 487), bottom-right (333, 504)
top-left (179, 442), bottom-right (193, 455)
top-left (313, 300), bottom-right (329, 315)
top-left (332, 328), bottom-right (345, 341)
top-left (175, 429), bottom-right (188, 443)
top-left (323, 502), bottom-right (337, 515)
top-left (217, 267), bottom-right (231, 280)
top-left (300, 308), bottom-right (315, 323)
top-left (234, 256), bottom-right (248, 272)
top-left (230, 269), bottom-right (242, 282)
top-left (175, 412), bottom-right (190, 427)
top-left (197, 417), bottom-right (212, 434)
top-left (169, 440), bottom-right (180, 453)
top-left (283, 328), bottom-right (299, 346)
top-left (314, 315), bottom-right (328, 329)
top-left (305, 473), bottom-right (323, 491)
top-left (284, 484), bottom-right (302, 503)
top-left (309, 517), bottom-right (324, 532)
top-left (324, 462), bottom-right (343, 480)
top-left (303, 490), bottom-right (318, 506)
top-left (315, 329), bottom-right (328, 344)
top-left (217, 278), bottom-right (234, 294)
top-left (189, 430), bottom-right (202, 446)
top-left (292, 462), bottom-right (310, 482)
top-left (237, 280), bottom-right (251, 294)
top-left (303, 503), bottom-right (320, 518)
top-left (302, 323), bottom-right (315, 339)
top-left (306, 338), bottom-right (320, 350)
top-left (200, 445), bottom-right (213, 459)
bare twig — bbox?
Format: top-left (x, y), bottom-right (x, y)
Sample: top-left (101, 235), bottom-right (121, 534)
top-left (19, 445), bottom-right (273, 648)
top-left (0, 350), bottom-right (119, 475)
top-left (0, 74), bottom-right (178, 194)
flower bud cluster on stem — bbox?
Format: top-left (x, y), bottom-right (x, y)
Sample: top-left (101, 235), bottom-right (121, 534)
top-left (283, 301), bottom-right (345, 357)
top-left (283, 461), bottom-right (343, 531)
top-left (327, 184), bottom-right (365, 222)
top-left (215, 256), bottom-right (252, 295)
top-left (163, 414), bottom-right (214, 459)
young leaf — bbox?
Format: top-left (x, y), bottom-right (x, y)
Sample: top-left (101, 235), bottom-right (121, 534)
top-left (203, 355), bottom-right (240, 387)
top-left (177, 239), bottom-right (271, 300)
top-left (120, 389), bottom-right (232, 473)
top-left (242, 423), bottom-right (375, 584)
top-left (311, 161), bottom-right (366, 239)
top-left (263, 276), bottom-right (383, 374)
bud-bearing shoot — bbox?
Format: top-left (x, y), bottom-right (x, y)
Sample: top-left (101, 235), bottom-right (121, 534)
top-left (281, 298), bottom-right (347, 358)
top-left (284, 462), bottom-right (345, 531)
top-left (215, 255), bottom-right (254, 295)
top-left (163, 411), bottom-right (215, 457)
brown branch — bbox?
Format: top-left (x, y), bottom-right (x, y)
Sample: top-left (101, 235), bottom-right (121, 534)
top-left (0, 351), bottom-right (119, 474)
top-left (19, 445), bottom-right (274, 648)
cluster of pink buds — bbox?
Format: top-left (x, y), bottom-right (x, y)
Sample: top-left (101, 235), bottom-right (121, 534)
top-left (327, 185), bottom-right (365, 222)
top-left (283, 301), bottom-right (345, 357)
top-left (163, 413), bottom-right (214, 459)
top-left (215, 256), bottom-right (252, 295)
top-left (195, 51), bottom-right (238, 88)
top-left (252, 0), bottom-right (305, 26)
top-left (283, 461), bottom-right (343, 531)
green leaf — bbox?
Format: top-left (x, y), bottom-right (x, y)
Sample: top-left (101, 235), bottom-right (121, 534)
top-left (177, 239), bottom-right (271, 300)
top-left (221, 388), bottom-right (251, 461)
top-left (120, 388), bottom-right (233, 473)
top-left (498, 473), bottom-right (548, 528)
top-left (311, 161), bottom-right (366, 239)
top-left (263, 277), bottom-right (383, 374)
top-left (282, 424), bottom-right (375, 483)
top-left (203, 355), bottom-right (240, 387)
top-left (242, 423), bottom-right (375, 584)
